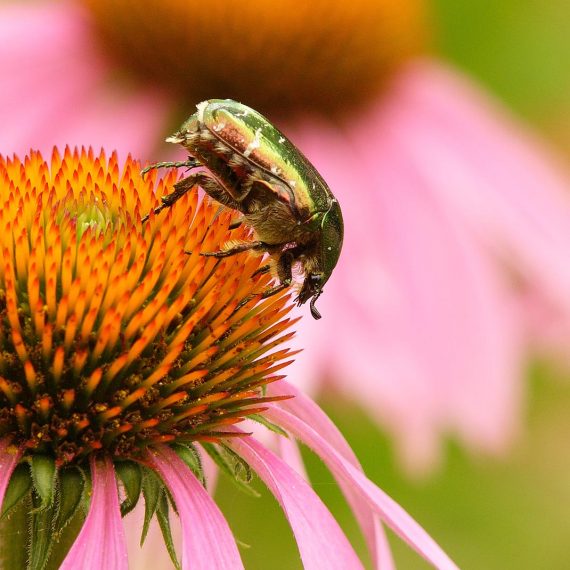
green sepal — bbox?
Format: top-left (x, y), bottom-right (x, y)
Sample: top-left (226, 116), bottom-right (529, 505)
top-left (1, 463), bottom-right (32, 519)
top-left (80, 468), bottom-right (92, 514)
top-left (156, 493), bottom-right (180, 570)
top-left (29, 455), bottom-right (57, 510)
top-left (28, 492), bottom-right (58, 570)
top-left (248, 413), bottom-right (289, 437)
top-left (140, 467), bottom-right (162, 546)
top-left (54, 467), bottom-right (85, 535)
top-left (170, 443), bottom-right (205, 486)
top-left (115, 460), bottom-right (142, 517)
top-left (0, 493), bottom-right (29, 569)
top-left (202, 443), bottom-right (258, 497)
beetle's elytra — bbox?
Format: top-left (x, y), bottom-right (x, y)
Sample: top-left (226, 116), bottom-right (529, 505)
top-left (142, 99), bottom-right (343, 319)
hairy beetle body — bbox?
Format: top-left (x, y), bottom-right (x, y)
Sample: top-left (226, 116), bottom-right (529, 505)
top-left (143, 99), bottom-right (343, 319)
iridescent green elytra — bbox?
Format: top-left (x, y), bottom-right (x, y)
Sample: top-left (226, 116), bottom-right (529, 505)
top-left (142, 99), bottom-right (343, 319)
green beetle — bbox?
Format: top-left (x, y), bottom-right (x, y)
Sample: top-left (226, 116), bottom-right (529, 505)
top-left (142, 99), bottom-right (343, 319)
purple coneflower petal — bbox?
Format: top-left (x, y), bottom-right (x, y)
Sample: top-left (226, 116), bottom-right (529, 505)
top-left (264, 384), bottom-right (460, 570)
top-left (0, 1), bottom-right (170, 159)
top-left (228, 434), bottom-right (365, 570)
top-left (61, 456), bottom-right (128, 569)
top-left (148, 445), bottom-right (244, 570)
top-left (397, 60), bottom-right (570, 316)
top-left (0, 438), bottom-right (22, 506)
top-left (288, 64), bottom-right (529, 471)
top-left (269, 381), bottom-right (394, 569)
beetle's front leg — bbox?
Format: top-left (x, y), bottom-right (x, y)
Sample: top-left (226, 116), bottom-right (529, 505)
top-left (142, 172), bottom-right (228, 222)
top-left (201, 241), bottom-right (271, 258)
top-left (140, 156), bottom-right (200, 178)
top-left (259, 249), bottom-right (295, 298)
top-left (232, 249), bottom-right (294, 314)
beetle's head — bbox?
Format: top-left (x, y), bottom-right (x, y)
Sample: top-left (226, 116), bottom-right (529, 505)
top-left (296, 198), bottom-right (344, 319)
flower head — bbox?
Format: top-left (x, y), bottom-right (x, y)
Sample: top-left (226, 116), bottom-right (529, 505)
top-left (0, 149), bottom-right (458, 569)
top-left (4, 0), bottom-right (570, 476)
top-left (0, 147), bottom-right (295, 464)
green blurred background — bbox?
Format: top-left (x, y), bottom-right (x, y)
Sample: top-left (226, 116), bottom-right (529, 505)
top-left (215, 2), bottom-right (570, 568)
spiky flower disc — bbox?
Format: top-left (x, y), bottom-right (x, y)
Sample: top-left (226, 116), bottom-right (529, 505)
top-left (0, 147), bottom-right (297, 466)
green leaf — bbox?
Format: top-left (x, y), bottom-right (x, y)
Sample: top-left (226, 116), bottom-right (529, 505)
top-left (1, 463), bottom-right (32, 519)
top-left (140, 468), bottom-right (162, 546)
top-left (114, 460), bottom-right (142, 517)
top-left (156, 493), bottom-right (180, 570)
top-left (248, 413), bottom-right (289, 437)
top-left (55, 468), bottom-right (85, 535)
top-left (170, 443), bottom-right (205, 485)
top-left (29, 456), bottom-right (57, 510)
top-left (202, 443), bottom-right (258, 497)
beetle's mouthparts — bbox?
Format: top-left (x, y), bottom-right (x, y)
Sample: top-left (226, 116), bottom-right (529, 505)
top-left (309, 293), bottom-right (322, 320)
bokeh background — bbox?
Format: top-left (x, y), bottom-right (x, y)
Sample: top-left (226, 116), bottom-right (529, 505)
top-left (214, 2), bottom-right (570, 568)
top-left (3, 1), bottom-right (570, 568)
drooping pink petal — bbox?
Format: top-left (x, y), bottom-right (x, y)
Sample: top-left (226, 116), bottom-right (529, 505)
top-left (0, 438), bottom-right (23, 508)
top-left (147, 445), bottom-right (243, 570)
top-left (228, 434), bottom-right (365, 570)
top-left (263, 404), bottom-right (460, 570)
top-left (287, 68), bottom-right (526, 471)
top-left (268, 381), bottom-right (395, 569)
top-left (61, 456), bottom-right (128, 570)
top-left (395, 59), bottom-right (570, 319)
top-left (0, 1), bottom-right (171, 160)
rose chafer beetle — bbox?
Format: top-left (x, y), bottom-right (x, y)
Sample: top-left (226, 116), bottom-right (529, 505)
top-left (142, 99), bottom-right (343, 319)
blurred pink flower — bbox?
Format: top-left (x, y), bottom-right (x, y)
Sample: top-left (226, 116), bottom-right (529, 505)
top-left (3, 1), bottom-right (570, 475)
top-left (287, 62), bottom-right (570, 472)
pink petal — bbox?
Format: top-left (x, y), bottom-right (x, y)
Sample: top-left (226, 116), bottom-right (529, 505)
top-left (228, 434), bottom-right (365, 570)
top-left (263, 405), bottom-right (460, 570)
top-left (61, 456), bottom-right (128, 569)
top-left (287, 63), bottom-right (527, 471)
top-left (269, 381), bottom-right (395, 569)
top-left (396, 59), bottom-right (570, 317)
top-left (0, 2), bottom-right (171, 160)
top-left (276, 432), bottom-right (309, 481)
top-left (0, 438), bottom-right (23, 506)
top-left (147, 445), bottom-right (243, 570)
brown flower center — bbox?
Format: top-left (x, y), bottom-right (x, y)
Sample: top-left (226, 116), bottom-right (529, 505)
top-left (83, 0), bottom-right (428, 118)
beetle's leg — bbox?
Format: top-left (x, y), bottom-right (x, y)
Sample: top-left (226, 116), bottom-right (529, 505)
top-left (140, 156), bottom-right (200, 178)
top-left (228, 218), bottom-right (243, 230)
top-left (141, 174), bottom-right (195, 222)
top-left (198, 177), bottom-right (247, 214)
top-left (252, 263), bottom-right (271, 277)
top-left (257, 249), bottom-right (295, 298)
top-left (232, 250), bottom-right (293, 314)
top-left (201, 241), bottom-right (271, 258)
top-left (141, 172), bottom-right (233, 223)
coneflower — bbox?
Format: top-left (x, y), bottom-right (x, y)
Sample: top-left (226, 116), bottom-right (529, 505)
top-left (0, 148), bottom-right (457, 569)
